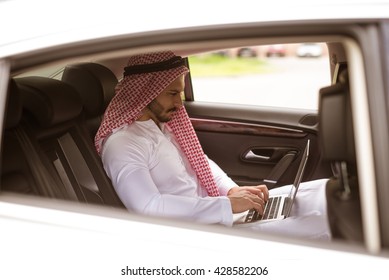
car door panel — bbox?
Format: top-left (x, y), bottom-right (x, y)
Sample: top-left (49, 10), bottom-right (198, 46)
top-left (185, 101), bottom-right (331, 188)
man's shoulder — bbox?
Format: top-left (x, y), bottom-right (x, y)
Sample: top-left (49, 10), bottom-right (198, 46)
top-left (108, 123), bottom-right (150, 143)
top-left (101, 124), bottom-right (151, 159)
top-left (111, 120), bottom-right (162, 144)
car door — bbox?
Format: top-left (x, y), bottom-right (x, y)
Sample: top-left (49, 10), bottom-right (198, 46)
top-left (184, 47), bottom-right (333, 189)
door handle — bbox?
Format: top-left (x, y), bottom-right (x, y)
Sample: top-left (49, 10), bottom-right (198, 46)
top-left (242, 147), bottom-right (296, 163)
top-left (244, 150), bottom-right (270, 161)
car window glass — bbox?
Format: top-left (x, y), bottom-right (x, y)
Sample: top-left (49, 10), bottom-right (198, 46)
top-left (188, 43), bottom-right (330, 110)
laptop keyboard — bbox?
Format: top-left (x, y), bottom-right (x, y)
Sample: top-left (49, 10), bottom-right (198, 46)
top-left (244, 196), bottom-right (282, 223)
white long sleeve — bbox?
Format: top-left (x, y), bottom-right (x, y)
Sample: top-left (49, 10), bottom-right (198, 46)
top-left (101, 120), bottom-right (233, 226)
top-left (207, 156), bottom-right (237, 196)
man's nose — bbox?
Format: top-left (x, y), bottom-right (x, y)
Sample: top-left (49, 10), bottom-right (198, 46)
top-left (174, 94), bottom-right (183, 108)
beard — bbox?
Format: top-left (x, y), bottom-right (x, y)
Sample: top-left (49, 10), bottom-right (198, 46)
top-left (147, 99), bottom-right (176, 123)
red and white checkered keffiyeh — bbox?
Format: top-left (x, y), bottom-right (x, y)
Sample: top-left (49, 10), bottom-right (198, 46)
top-left (95, 51), bottom-right (220, 196)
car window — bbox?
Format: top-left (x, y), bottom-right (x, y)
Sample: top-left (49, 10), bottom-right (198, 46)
top-left (188, 43), bottom-right (330, 110)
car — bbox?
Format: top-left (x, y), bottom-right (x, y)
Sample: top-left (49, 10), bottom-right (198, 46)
top-left (265, 44), bottom-right (286, 57)
top-left (296, 43), bottom-right (323, 57)
top-left (1, 0), bottom-right (389, 279)
top-left (236, 47), bottom-right (258, 57)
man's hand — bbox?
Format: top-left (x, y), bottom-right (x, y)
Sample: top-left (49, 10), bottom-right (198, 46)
top-left (227, 185), bottom-right (269, 214)
top-left (228, 185), bottom-right (269, 201)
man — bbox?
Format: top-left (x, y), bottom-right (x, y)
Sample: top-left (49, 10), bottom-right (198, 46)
top-left (96, 51), bottom-right (330, 239)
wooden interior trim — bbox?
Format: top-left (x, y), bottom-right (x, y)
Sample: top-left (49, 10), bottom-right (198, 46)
top-left (191, 118), bottom-right (307, 138)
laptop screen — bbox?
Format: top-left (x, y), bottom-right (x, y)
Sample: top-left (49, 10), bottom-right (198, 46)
top-left (285, 139), bottom-right (310, 215)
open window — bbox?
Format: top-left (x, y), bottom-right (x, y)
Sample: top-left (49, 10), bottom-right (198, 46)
top-left (187, 43), bottom-right (330, 110)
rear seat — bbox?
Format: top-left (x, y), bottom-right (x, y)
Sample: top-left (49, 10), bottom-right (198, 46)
top-left (14, 76), bottom-right (124, 207)
top-left (1, 79), bottom-right (70, 199)
top-left (1, 79), bottom-right (38, 195)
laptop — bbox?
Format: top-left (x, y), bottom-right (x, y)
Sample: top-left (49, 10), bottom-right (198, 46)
top-left (233, 139), bottom-right (310, 226)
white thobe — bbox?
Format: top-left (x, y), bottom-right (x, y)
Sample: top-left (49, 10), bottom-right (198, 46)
top-left (102, 120), bottom-right (330, 239)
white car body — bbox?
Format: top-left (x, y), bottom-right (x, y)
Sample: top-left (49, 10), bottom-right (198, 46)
top-left (1, 1), bottom-right (389, 279)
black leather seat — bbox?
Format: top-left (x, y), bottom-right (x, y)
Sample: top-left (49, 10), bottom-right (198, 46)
top-left (1, 80), bottom-right (38, 195)
top-left (318, 68), bottom-right (363, 242)
top-left (61, 62), bottom-right (118, 140)
top-left (1, 79), bottom-right (69, 199)
top-left (15, 76), bottom-right (123, 207)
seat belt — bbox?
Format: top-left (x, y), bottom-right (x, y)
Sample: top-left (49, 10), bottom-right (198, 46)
top-left (52, 156), bottom-right (79, 201)
top-left (56, 132), bottom-right (102, 200)
top-left (13, 127), bottom-right (72, 199)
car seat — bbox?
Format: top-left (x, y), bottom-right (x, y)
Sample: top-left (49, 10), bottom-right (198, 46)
top-left (318, 66), bottom-right (363, 242)
top-left (61, 62), bottom-right (118, 140)
top-left (1, 79), bottom-right (70, 198)
top-left (15, 76), bottom-right (124, 207)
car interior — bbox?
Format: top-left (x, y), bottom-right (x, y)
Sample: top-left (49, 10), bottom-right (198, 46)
top-left (0, 36), bottom-right (365, 247)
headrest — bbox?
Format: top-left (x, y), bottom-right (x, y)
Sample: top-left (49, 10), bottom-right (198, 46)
top-left (61, 63), bottom-right (118, 117)
top-left (16, 77), bottom-right (82, 127)
top-left (318, 70), bottom-right (355, 163)
top-left (4, 79), bottom-right (23, 129)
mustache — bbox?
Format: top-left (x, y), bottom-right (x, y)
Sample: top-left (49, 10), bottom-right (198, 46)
top-left (168, 107), bottom-right (177, 113)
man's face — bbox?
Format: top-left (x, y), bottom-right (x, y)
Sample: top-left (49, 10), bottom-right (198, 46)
top-left (147, 75), bottom-right (185, 123)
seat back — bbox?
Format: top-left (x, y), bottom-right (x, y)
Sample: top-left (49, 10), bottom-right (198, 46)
top-left (318, 67), bottom-right (363, 242)
top-left (1, 79), bottom-right (69, 198)
top-left (61, 62), bottom-right (118, 139)
top-left (15, 76), bottom-right (123, 207)
top-left (1, 79), bottom-right (37, 194)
